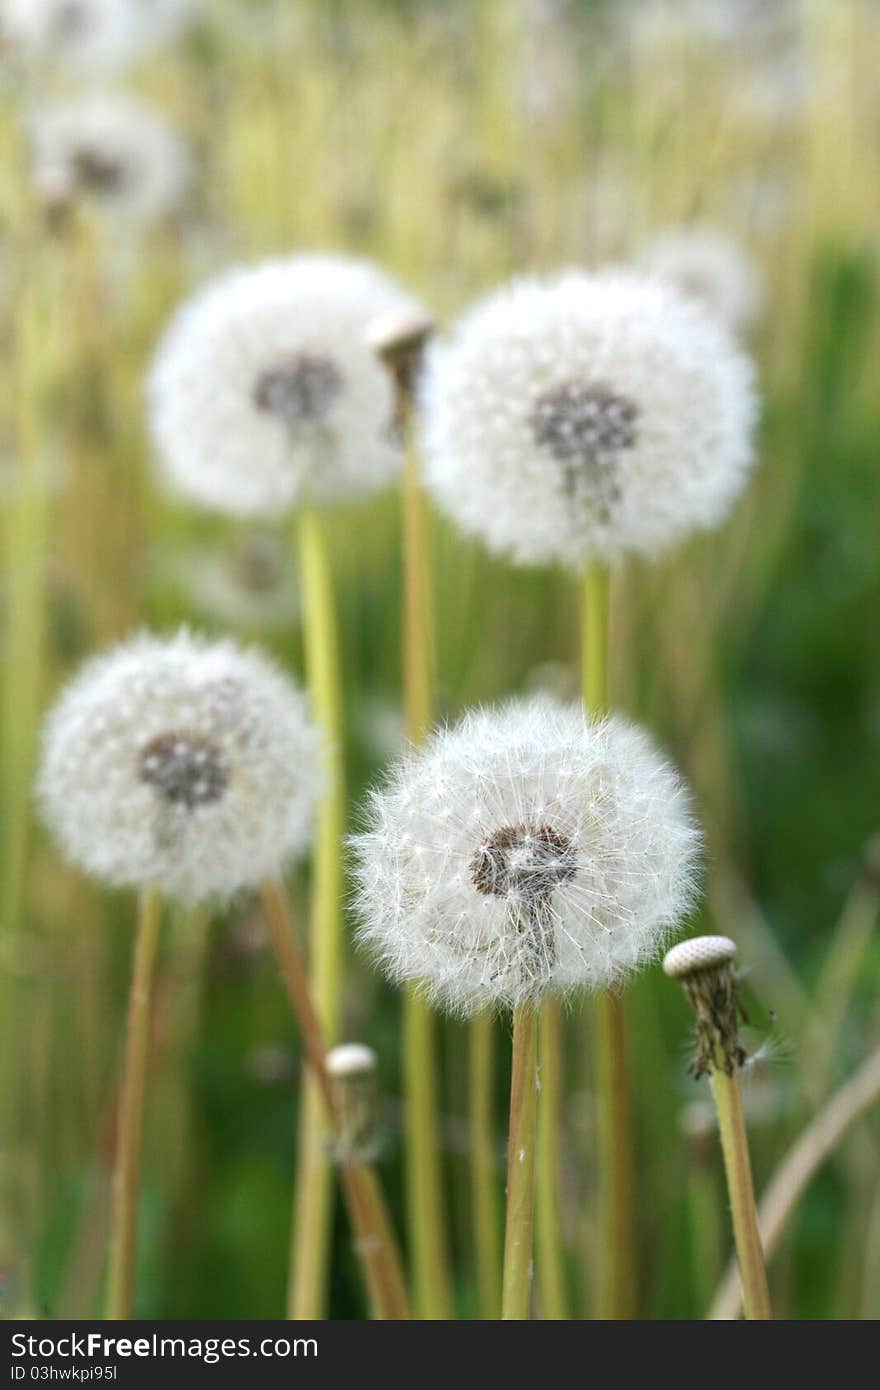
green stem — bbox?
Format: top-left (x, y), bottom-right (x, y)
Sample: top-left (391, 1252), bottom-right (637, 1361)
top-left (501, 1005), bottom-right (538, 1320)
top-left (469, 1010), bottom-right (501, 1319)
top-left (399, 382), bottom-right (451, 1319)
top-left (261, 883), bottom-right (412, 1320)
top-left (709, 1067), bottom-right (772, 1320)
top-left (582, 559), bottom-right (636, 1319)
top-left (536, 999), bottom-right (569, 1318)
top-left (290, 505), bottom-right (345, 1320)
top-left (105, 890), bottom-right (163, 1320)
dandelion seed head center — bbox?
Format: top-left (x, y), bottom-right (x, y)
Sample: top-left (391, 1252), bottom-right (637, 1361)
top-left (138, 731), bottom-right (228, 810)
top-left (231, 537), bottom-right (283, 594)
top-left (72, 147), bottom-right (130, 195)
top-left (253, 353), bottom-right (344, 428)
top-left (530, 379), bottom-right (639, 467)
top-left (470, 822), bottom-right (577, 902)
top-left (53, 2), bottom-right (91, 41)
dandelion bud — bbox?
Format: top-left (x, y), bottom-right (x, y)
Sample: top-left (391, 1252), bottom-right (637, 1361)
top-left (637, 227), bottom-right (763, 334)
top-left (30, 95), bottom-right (191, 226)
top-left (37, 629), bottom-right (322, 903)
top-left (148, 255), bottom-right (424, 518)
top-left (326, 1044), bottom-right (382, 1164)
top-left (367, 306), bottom-right (436, 410)
top-left (352, 696), bottom-right (700, 1014)
top-left (421, 270), bottom-right (756, 569)
top-left (663, 935), bottom-right (747, 1078)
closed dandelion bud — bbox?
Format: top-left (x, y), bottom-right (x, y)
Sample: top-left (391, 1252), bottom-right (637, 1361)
top-left (663, 935), bottom-right (747, 1078)
top-left (637, 227), bottom-right (763, 334)
top-left (148, 255), bottom-right (424, 518)
top-left (37, 629), bottom-right (322, 903)
top-left (421, 270), bottom-right (756, 569)
top-left (30, 95), bottom-right (191, 226)
top-left (326, 1044), bottom-right (382, 1164)
top-left (352, 696), bottom-right (700, 1015)
top-left (2, 0), bottom-right (200, 76)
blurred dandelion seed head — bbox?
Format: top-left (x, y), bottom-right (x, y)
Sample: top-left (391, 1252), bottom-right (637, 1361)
top-left (637, 227), bottom-right (763, 334)
top-left (2, 0), bottom-right (200, 75)
top-left (37, 629), bottom-right (322, 902)
top-left (421, 270), bottom-right (757, 569)
top-left (148, 255), bottom-right (423, 517)
top-left (352, 696), bottom-right (700, 1014)
top-left (30, 94), bottom-right (191, 226)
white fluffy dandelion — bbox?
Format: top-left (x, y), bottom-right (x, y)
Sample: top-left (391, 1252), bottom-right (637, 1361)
top-left (30, 94), bottom-right (190, 226)
top-left (420, 270), bottom-right (756, 569)
top-left (637, 227), bottom-right (763, 334)
top-left (37, 629), bottom-right (322, 903)
top-left (148, 255), bottom-right (420, 518)
top-left (352, 696), bottom-right (700, 1014)
top-left (2, 0), bottom-right (199, 74)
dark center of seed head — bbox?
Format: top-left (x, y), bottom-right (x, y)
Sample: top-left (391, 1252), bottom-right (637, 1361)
top-left (139, 732), bottom-right (228, 811)
top-left (530, 380), bottom-right (638, 501)
top-left (53, 2), bottom-right (91, 41)
top-left (73, 148), bottom-right (130, 195)
top-left (470, 822), bottom-right (577, 903)
top-left (253, 353), bottom-right (344, 428)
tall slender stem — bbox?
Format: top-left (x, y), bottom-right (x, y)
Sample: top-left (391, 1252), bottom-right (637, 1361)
top-left (397, 361), bottom-right (452, 1318)
top-left (469, 1010), bottom-right (501, 1319)
top-left (291, 505), bottom-right (345, 1320)
top-left (582, 559), bottom-right (636, 1319)
top-left (536, 999), bottom-right (569, 1317)
top-left (709, 1067), bottom-right (772, 1320)
top-left (105, 889), bottom-right (163, 1320)
top-left (260, 883), bottom-right (412, 1320)
top-left (501, 1004), bottom-right (538, 1320)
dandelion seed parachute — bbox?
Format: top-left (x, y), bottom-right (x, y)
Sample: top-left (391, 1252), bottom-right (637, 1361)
top-left (37, 630), bottom-right (322, 903)
top-left (637, 227), bottom-right (763, 334)
top-left (30, 94), bottom-right (191, 225)
top-left (421, 269), bottom-right (756, 571)
top-left (352, 696), bottom-right (700, 1015)
top-left (148, 255), bottom-right (422, 518)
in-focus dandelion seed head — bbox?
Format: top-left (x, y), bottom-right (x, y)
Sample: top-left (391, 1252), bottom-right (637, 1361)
top-left (351, 696), bottom-right (701, 1014)
top-left (421, 269), bottom-right (757, 569)
top-left (148, 255), bottom-right (425, 517)
top-left (37, 629), bottom-right (323, 903)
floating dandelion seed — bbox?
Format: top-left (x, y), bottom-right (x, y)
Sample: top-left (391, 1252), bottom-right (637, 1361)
top-left (637, 227), bottom-right (763, 334)
top-left (148, 255), bottom-right (422, 518)
top-left (2, 0), bottom-right (200, 74)
top-left (420, 270), bottom-right (757, 569)
top-left (37, 629), bottom-right (322, 902)
top-left (352, 696), bottom-right (700, 1014)
top-left (31, 94), bottom-right (191, 226)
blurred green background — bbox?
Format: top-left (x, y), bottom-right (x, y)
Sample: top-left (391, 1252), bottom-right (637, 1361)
top-left (1, 0), bottom-right (879, 1320)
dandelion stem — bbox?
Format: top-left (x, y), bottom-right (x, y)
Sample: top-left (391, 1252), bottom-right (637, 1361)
top-left (582, 558), bottom-right (636, 1319)
top-left (536, 999), bottom-right (569, 1318)
top-left (709, 1066), bottom-right (772, 1320)
top-left (469, 1010), bottom-right (501, 1319)
top-left (105, 888), bottom-right (163, 1320)
top-left (291, 504), bottom-right (345, 1320)
top-left (501, 1004), bottom-right (538, 1320)
top-left (393, 337), bottom-right (452, 1319)
top-left (260, 883), bottom-right (412, 1320)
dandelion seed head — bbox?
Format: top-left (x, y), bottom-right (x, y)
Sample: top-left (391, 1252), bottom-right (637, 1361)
top-left (421, 270), bottom-right (756, 568)
top-left (351, 697), bottom-right (700, 1014)
top-left (37, 629), bottom-right (322, 903)
top-left (637, 227), bottom-right (763, 333)
top-left (148, 255), bottom-right (423, 517)
top-left (2, 0), bottom-right (200, 75)
top-left (31, 95), bottom-right (190, 225)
